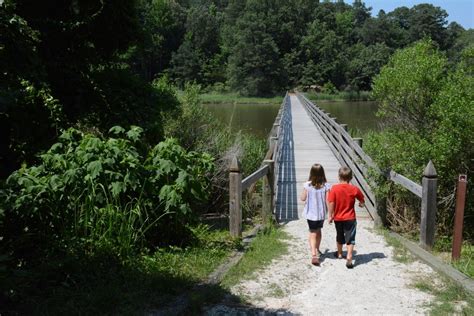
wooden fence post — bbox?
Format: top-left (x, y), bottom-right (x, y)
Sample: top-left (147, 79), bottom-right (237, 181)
top-left (420, 160), bottom-right (437, 250)
top-left (229, 156), bottom-right (242, 237)
top-left (452, 174), bottom-right (467, 261)
top-left (262, 160), bottom-right (275, 225)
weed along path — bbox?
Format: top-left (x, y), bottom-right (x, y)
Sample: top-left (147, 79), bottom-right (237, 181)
top-left (206, 95), bottom-right (444, 315)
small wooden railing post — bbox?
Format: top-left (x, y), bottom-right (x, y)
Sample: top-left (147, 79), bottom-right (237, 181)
top-left (229, 156), bottom-right (242, 237)
top-left (420, 160), bottom-right (437, 250)
top-left (452, 174), bottom-right (467, 261)
top-left (263, 159), bottom-right (275, 225)
top-left (353, 138), bottom-right (363, 148)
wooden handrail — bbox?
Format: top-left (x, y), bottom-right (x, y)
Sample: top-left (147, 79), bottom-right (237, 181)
top-left (242, 165), bottom-right (269, 191)
top-left (296, 92), bottom-right (437, 249)
top-left (389, 171), bottom-right (422, 198)
top-left (228, 92), bottom-right (289, 237)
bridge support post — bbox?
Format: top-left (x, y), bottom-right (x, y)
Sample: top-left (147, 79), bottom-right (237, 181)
top-left (229, 156), bottom-right (242, 237)
top-left (263, 159), bottom-right (275, 225)
top-left (420, 161), bottom-right (437, 250)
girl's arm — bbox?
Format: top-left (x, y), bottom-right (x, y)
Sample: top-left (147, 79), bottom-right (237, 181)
top-left (300, 188), bottom-right (307, 202)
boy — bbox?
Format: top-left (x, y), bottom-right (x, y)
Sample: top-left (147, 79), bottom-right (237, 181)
top-left (327, 166), bottom-right (365, 269)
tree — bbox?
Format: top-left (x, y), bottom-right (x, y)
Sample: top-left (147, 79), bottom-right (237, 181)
top-left (134, 0), bottom-right (186, 81)
top-left (372, 40), bottom-right (447, 133)
top-left (346, 43), bottom-right (391, 91)
top-left (171, 4), bottom-right (223, 86)
top-left (227, 9), bottom-right (282, 96)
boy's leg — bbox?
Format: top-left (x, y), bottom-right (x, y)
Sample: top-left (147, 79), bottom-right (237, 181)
top-left (334, 221), bottom-right (345, 257)
top-left (344, 220), bottom-right (357, 268)
top-left (346, 244), bottom-right (354, 261)
top-left (337, 243), bottom-right (343, 257)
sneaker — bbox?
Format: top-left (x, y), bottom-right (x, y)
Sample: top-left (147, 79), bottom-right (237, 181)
top-left (311, 256), bottom-right (320, 266)
top-left (346, 259), bottom-right (354, 269)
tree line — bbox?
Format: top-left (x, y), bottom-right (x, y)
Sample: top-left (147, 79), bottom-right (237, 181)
top-left (138, 0), bottom-right (472, 95)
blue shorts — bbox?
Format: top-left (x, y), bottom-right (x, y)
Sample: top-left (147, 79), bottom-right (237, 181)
top-left (335, 220), bottom-right (357, 245)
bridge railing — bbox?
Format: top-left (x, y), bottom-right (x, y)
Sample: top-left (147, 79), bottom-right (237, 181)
top-left (228, 92), bottom-right (290, 237)
top-left (297, 92), bottom-right (438, 249)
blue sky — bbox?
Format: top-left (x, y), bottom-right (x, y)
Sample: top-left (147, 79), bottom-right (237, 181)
top-left (362, 0), bottom-right (474, 29)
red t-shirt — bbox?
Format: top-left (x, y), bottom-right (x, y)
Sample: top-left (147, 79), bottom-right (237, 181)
top-left (327, 183), bottom-right (365, 221)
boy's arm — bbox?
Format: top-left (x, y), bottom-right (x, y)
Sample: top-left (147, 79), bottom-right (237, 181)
top-left (327, 187), bottom-right (334, 223)
top-left (300, 188), bottom-right (307, 202)
top-left (328, 202), bottom-right (335, 223)
top-left (356, 187), bottom-right (365, 207)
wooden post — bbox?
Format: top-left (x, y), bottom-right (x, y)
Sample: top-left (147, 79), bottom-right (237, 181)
top-left (229, 156), bottom-right (242, 237)
top-left (263, 159), bottom-right (275, 225)
top-left (452, 174), bottom-right (467, 261)
top-left (353, 138), bottom-right (363, 148)
top-left (420, 160), bottom-right (437, 250)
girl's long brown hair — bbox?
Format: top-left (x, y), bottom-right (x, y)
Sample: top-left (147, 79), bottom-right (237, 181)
top-left (308, 164), bottom-right (327, 189)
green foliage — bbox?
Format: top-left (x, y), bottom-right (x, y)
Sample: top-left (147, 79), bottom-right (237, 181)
top-left (367, 42), bottom-right (474, 237)
top-left (171, 4), bottom-right (223, 87)
top-left (0, 127), bottom-right (214, 260)
top-left (373, 39), bottom-right (447, 133)
top-left (321, 82), bottom-right (338, 95)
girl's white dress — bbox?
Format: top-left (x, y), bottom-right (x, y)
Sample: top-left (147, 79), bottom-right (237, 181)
top-left (302, 181), bottom-right (331, 221)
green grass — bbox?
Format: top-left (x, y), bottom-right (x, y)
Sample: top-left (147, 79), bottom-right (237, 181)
top-left (199, 92), bottom-right (283, 104)
top-left (305, 90), bottom-right (372, 101)
top-left (376, 227), bottom-right (414, 263)
top-left (411, 275), bottom-right (474, 315)
top-left (1, 225), bottom-right (234, 315)
top-left (221, 226), bottom-right (289, 288)
top-left (433, 236), bottom-right (474, 278)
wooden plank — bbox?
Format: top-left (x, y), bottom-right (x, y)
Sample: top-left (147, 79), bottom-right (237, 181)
top-left (389, 231), bottom-right (474, 294)
top-left (389, 170), bottom-right (422, 197)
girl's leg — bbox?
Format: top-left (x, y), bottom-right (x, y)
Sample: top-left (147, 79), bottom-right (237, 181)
top-left (315, 230), bottom-right (322, 254)
top-left (309, 231), bottom-right (317, 257)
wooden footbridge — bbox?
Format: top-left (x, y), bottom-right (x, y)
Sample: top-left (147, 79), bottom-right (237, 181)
top-left (228, 92), bottom-right (438, 250)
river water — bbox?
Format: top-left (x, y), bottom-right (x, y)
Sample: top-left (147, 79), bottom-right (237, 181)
top-left (204, 100), bottom-right (380, 138)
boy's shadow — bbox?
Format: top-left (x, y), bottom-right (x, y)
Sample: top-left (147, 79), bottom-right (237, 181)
top-left (354, 252), bottom-right (386, 266)
top-left (319, 250), bottom-right (386, 266)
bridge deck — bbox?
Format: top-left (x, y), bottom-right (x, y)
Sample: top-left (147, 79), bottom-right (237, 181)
top-left (276, 94), bottom-right (370, 221)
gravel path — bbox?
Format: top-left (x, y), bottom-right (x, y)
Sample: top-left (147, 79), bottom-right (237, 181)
top-left (206, 218), bottom-right (439, 315)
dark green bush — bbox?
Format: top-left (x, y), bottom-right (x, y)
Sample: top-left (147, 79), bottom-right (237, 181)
top-left (0, 127), bottom-right (214, 262)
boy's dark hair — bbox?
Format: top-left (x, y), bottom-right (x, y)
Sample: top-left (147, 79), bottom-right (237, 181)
top-left (338, 166), bottom-right (352, 182)
top-left (309, 163), bottom-right (327, 188)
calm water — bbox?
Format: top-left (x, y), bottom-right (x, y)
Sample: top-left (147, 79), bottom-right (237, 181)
top-left (204, 101), bottom-right (379, 138)
top-left (317, 100), bottom-right (380, 136)
top-left (204, 103), bottom-right (281, 138)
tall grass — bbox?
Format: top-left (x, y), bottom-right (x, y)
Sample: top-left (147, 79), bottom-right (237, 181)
top-left (305, 90), bottom-right (372, 101)
top-left (199, 92), bottom-right (282, 104)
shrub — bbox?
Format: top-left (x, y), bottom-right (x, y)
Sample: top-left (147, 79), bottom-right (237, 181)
top-left (0, 127), bottom-right (214, 262)
top-left (367, 41), bottom-right (474, 238)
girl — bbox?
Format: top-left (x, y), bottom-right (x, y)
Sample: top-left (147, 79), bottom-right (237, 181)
top-left (300, 163), bottom-right (331, 266)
